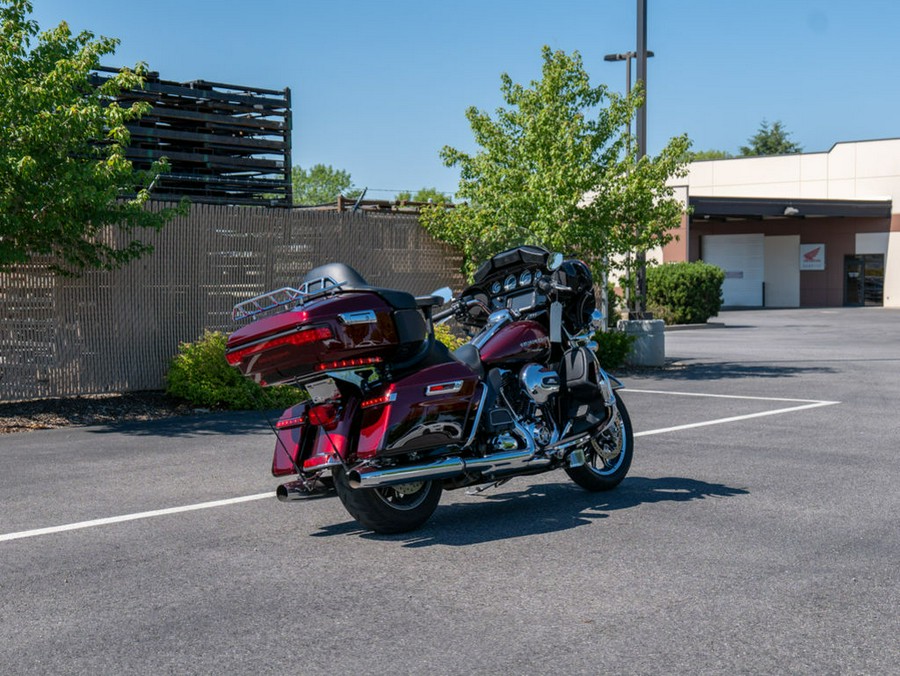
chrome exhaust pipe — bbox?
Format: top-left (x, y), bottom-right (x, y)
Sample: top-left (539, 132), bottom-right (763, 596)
top-left (348, 449), bottom-right (552, 490)
top-left (348, 457), bottom-right (465, 489)
top-left (276, 479), bottom-right (331, 501)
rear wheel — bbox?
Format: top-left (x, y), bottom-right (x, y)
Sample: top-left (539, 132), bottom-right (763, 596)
top-left (332, 467), bottom-right (442, 534)
top-left (565, 393), bottom-right (634, 491)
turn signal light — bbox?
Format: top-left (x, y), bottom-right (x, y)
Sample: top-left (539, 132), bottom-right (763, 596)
top-left (275, 416), bottom-right (306, 430)
top-left (361, 387), bottom-right (396, 409)
top-left (315, 356), bottom-right (383, 371)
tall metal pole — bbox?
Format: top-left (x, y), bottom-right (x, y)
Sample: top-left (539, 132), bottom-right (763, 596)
top-left (634, 0), bottom-right (649, 317)
top-left (636, 0), bottom-right (647, 159)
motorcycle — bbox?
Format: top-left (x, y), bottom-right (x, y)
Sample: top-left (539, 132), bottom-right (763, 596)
top-left (225, 245), bottom-right (633, 533)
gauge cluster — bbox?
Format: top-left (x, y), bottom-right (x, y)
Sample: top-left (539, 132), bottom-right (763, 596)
top-left (478, 267), bottom-right (545, 314)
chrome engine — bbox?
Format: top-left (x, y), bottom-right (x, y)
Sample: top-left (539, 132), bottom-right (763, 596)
top-left (488, 363), bottom-right (562, 454)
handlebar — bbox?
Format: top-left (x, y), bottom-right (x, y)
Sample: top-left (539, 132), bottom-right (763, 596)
top-left (433, 305), bottom-right (456, 322)
top-left (433, 297), bottom-right (491, 324)
top-left (537, 277), bottom-right (572, 294)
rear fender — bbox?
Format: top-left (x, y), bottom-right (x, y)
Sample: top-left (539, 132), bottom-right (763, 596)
top-left (272, 402), bottom-right (310, 477)
top-left (305, 398), bottom-right (359, 471)
top-left (272, 398), bottom-right (360, 475)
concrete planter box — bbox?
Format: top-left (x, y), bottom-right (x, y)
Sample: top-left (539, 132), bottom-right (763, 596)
top-left (617, 319), bottom-right (666, 367)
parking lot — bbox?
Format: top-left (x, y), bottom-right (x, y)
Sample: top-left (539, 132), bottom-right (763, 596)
top-left (1, 307), bottom-right (898, 674)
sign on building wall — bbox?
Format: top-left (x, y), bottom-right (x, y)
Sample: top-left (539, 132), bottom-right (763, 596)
top-left (800, 244), bottom-right (826, 271)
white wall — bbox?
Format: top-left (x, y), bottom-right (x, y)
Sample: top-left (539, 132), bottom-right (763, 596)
top-left (679, 138), bottom-right (900, 308)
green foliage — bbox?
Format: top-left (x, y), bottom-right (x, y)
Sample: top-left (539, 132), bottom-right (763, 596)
top-left (592, 330), bottom-right (635, 371)
top-left (686, 148), bottom-right (734, 161)
top-left (0, 0), bottom-right (185, 275)
top-left (166, 331), bottom-right (305, 410)
top-left (419, 46), bottom-right (689, 281)
top-left (434, 322), bottom-right (466, 350)
top-left (605, 281), bottom-right (625, 324)
top-left (739, 119), bottom-right (802, 156)
top-left (397, 187), bottom-right (452, 204)
top-left (292, 164), bottom-right (358, 204)
top-left (646, 261), bottom-right (725, 325)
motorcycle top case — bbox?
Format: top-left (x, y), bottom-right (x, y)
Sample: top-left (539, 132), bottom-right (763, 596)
top-left (226, 290), bottom-right (426, 386)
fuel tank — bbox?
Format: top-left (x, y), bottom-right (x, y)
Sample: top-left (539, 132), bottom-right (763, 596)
top-left (478, 320), bottom-right (551, 366)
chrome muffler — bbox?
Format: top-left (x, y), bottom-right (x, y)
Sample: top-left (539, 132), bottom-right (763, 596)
top-left (276, 479), bottom-right (331, 501)
top-left (348, 449), bottom-right (551, 489)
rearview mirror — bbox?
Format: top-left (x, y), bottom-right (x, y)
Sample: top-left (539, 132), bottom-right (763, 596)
top-left (431, 287), bottom-right (453, 304)
top-left (547, 252), bottom-right (564, 271)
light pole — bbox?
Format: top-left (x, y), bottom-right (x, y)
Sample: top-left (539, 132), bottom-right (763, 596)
top-left (602, 50), bottom-right (654, 99)
top-left (603, 50), bottom-right (654, 155)
top-left (604, 0), bottom-right (652, 318)
top-left (604, 50), bottom-right (653, 317)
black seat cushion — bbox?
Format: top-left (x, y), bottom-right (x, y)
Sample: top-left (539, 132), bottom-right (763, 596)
top-left (303, 262), bottom-right (368, 287)
top-left (301, 262), bottom-right (417, 311)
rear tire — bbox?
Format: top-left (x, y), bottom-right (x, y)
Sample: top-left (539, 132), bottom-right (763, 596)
top-left (565, 393), bottom-right (634, 491)
top-left (332, 467), bottom-right (442, 534)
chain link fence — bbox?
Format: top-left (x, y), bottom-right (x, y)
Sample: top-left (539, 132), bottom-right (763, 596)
top-left (0, 203), bottom-right (463, 401)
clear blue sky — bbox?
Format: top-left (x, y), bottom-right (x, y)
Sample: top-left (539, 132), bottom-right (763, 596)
top-left (28, 0), bottom-right (900, 199)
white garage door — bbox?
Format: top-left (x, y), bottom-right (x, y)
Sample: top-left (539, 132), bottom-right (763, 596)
top-left (764, 235), bottom-right (800, 307)
top-left (702, 234), bottom-right (764, 307)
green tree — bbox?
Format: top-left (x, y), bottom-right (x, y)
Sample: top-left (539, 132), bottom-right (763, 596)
top-left (396, 187), bottom-right (452, 204)
top-left (0, 0), bottom-right (184, 275)
top-left (686, 148), bottom-right (733, 161)
top-left (292, 164), bottom-right (359, 204)
top-left (739, 119), bottom-right (802, 156)
top-left (419, 46), bottom-right (689, 282)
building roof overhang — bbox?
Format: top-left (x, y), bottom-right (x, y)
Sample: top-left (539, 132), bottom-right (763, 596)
top-left (689, 195), bottom-right (892, 220)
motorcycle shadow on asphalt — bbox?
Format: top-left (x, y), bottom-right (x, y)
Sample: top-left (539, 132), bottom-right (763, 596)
top-left (314, 476), bottom-right (749, 547)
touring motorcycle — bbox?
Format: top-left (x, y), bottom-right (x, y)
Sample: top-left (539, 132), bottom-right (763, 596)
top-left (225, 245), bottom-right (633, 533)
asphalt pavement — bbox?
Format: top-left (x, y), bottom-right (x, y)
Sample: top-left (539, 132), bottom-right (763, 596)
top-left (1, 307), bottom-right (898, 674)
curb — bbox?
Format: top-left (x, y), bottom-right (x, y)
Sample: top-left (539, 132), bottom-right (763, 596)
top-left (664, 322), bottom-right (726, 332)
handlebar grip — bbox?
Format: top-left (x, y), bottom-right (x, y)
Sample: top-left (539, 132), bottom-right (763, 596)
top-left (433, 307), bottom-right (456, 322)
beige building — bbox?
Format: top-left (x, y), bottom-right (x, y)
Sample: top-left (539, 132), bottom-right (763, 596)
top-left (664, 138), bottom-right (900, 308)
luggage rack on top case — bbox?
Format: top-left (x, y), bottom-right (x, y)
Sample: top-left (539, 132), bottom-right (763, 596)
top-left (231, 276), bottom-right (344, 321)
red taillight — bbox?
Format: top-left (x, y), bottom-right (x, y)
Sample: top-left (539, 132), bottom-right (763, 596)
top-left (315, 356), bottom-right (383, 372)
top-left (275, 416), bottom-right (306, 430)
top-left (361, 387), bottom-right (396, 409)
top-left (226, 325), bottom-right (333, 365)
top-left (303, 454), bottom-right (335, 471)
top-left (308, 403), bottom-right (338, 427)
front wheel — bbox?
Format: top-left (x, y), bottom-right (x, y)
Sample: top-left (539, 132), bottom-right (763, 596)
top-left (565, 393), bottom-right (634, 491)
top-left (332, 467), bottom-right (442, 534)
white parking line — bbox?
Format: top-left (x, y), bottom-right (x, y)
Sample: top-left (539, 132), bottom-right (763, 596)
top-left (1, 389), bottom-right (840, 543)
top-left (627, 388), bottom-right (840, 437)
top-left (0, 492), bottom-right (273, 543)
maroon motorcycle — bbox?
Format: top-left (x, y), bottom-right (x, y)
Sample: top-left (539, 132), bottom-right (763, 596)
top-left (226, 245), bottom-right (633, 533)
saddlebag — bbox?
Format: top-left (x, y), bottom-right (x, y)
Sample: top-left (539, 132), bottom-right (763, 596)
top-left (560, 346), bottom-right (612, 434)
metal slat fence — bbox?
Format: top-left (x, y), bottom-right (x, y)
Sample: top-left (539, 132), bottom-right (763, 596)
top-left (0, 203), bottom-right (463, 402)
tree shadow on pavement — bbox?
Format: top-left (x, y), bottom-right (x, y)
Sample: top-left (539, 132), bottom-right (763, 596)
top-left (312, 476), bottom-right (749, 546)
top-left (87, 410), bottom-right (276, 438)
top-left (656, 361), bottom-right (839, 381)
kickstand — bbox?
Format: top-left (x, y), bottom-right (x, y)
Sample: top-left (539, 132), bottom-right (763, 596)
top-left (466, 478), bottom-right (510, 496)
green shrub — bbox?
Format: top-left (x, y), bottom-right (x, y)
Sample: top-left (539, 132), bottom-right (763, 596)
top-left (166, 331), bottom-right (306, 410)
top-left (592, 329), bottom-right (636, 371)
top-left (434, 322), bottom-right (467, 350)
top-left (646, 261), bottom-right (725, 325)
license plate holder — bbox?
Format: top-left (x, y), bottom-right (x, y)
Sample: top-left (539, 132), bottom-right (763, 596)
top-left (305, 377), bottom-right (340, 403)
